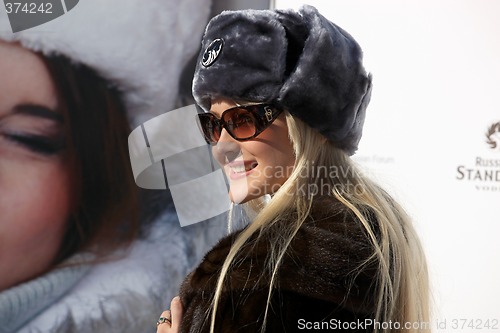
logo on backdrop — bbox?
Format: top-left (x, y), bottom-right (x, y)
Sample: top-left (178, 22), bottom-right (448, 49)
top-left (3, 0), bottom-right (79, 33)
top-left (455, 121), bottom-right (500, 192)
top-left (485, 122), bottom-right (500, 151)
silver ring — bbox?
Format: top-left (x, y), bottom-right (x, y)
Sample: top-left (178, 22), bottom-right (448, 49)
top-left (156, 316), bottom-right (171, 326)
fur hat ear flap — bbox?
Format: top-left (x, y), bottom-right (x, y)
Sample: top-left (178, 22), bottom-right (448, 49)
top-left (277, 5), bottom-right (372, 155)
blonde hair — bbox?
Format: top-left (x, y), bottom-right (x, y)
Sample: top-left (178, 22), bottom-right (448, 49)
top-left (209, 112), bottom-right (430, 333)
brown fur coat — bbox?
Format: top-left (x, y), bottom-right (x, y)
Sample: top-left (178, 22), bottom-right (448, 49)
top-left (179, 199), bottom-right (378, 332)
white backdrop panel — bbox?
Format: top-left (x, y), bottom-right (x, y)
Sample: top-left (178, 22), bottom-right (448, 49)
top-left (275, 0), bottom-right (500, 330)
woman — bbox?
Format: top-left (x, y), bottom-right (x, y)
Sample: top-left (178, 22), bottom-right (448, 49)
top-left (0, 1), bottom-right (224, 332)
top-left (157, 5), bottom-right (430, 333)
top-left (0, 40), bottom-right (138, 292)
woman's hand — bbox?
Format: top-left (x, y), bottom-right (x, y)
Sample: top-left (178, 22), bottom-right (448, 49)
top-left (156, 296), bottom-right (183, 333)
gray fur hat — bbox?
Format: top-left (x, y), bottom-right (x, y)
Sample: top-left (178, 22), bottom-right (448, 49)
top-left (192, 5), bottom-right (372, 155)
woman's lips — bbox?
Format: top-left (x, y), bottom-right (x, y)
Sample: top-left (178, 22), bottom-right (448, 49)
top-left (226, 160), bottom-right (258, 180)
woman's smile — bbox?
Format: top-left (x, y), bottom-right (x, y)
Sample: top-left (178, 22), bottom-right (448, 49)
top-left (226, 159), bottom-right (258, 180)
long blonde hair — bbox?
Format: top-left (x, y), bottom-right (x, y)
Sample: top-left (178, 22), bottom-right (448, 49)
top-left (209, 112), bottom-right (430, 333)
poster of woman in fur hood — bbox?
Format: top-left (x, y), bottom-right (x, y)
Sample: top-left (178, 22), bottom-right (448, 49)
top-left (0, 0), bottom-right (273, 332)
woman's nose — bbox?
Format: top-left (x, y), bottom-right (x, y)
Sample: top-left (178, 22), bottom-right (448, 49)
top-left (212, 128), bottom-right (241, 164)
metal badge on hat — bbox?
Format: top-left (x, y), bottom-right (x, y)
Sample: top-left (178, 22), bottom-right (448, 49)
top-left (202, 38), bottom-right (223, 67)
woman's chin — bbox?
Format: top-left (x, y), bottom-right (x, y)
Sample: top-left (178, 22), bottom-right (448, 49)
top-left (229, 189), bottom-right (249, 204)
top-left (229, 183), bottom-right (261, 204)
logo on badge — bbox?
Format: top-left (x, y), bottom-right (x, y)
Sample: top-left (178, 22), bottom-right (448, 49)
top-left (202, 38), bottom-right (223, 68)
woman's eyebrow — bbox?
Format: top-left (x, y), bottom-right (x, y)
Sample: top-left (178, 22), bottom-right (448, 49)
top-left (13, 104), bottom-right (64, 123)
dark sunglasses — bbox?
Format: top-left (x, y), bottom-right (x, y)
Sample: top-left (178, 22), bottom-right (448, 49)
top-left (197, 103), bottom-right (283, 144)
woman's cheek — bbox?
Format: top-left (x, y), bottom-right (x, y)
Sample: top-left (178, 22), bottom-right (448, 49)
top-left (0, 161), bottom-right (73, 290)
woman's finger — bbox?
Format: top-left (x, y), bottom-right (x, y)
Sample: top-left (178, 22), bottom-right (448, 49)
top-left (156, 310), bottom-right (172, 333)
top-left (170, 296), bottom-right (183, 331)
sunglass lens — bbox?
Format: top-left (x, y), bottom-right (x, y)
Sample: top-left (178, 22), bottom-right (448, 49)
top-left (198, 114), bottom-right (221, 143)
top-left (223, 108), bottom-right (257, 140)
